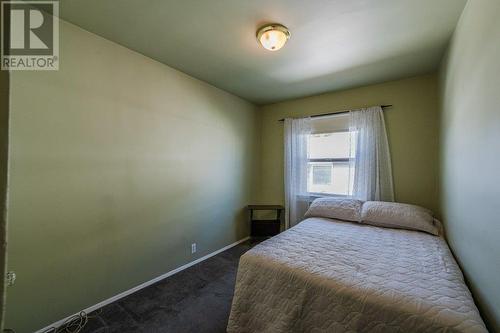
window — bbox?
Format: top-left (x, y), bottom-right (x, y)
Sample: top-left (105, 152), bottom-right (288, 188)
top-left (307, 131), bottom-right (355, 196)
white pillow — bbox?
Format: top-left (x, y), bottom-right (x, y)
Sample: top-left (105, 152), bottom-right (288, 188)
top-left (361, 201), bottom-right (439, 235)
top-left (304, 198), bottom-right (363, 222)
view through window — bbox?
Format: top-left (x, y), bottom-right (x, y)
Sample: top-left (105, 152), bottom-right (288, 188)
top-left (307, 131), bottom-right (355, 195)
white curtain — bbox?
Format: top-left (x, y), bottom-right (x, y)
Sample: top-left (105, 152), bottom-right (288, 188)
top-left (284, 117), bottom-right (311, 229)
top-left (349, 106), bottom-right (394, 201)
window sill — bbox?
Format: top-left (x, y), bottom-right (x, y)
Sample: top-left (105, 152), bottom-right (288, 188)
top-left (297, 193), bottom-right (350, 202)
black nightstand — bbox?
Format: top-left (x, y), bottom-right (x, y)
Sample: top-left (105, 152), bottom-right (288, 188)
top-left (247, 205), bottom-right (284, 239)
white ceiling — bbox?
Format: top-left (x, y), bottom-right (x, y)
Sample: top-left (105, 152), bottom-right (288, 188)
top-left (58, 0), bottom-right (467, 105)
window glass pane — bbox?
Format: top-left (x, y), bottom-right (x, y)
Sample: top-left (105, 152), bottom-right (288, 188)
top-left (312, 165), bottom-right (332, 185)
top-left (308, 132), bottom-right (351, 159)
top-left (308, 162), bottom-right (331, 193)
top-left (307, 162), bottom-right (352, 195)
top-left (331, 162), bottom-right (350, 195)
top-left (310, 114), bottom-right (349, 133)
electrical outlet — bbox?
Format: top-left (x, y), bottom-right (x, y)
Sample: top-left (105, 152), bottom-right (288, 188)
top-left (6, 271), bottom-right (16, 286)
top-left (191, 243), bottom-right (197, 254)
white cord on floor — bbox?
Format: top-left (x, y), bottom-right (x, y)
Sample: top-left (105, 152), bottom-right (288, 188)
top-left (46, 309), bottom-right (103, 333)
top-left (41, 311), bottom-right (88, 333)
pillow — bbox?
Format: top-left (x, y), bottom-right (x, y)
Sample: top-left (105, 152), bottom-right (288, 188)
top-left (360, 201), bottom-right (439, 235)
top-left (304, 198), bottom-right (363, 222)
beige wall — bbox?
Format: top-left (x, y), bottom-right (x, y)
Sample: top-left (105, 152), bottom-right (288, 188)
top-left (258, 74), bottom-right (441, 215)
top-left (5, 21), bottom-right (260, 332)
top-left (440, 1), bottom-right (500, 331)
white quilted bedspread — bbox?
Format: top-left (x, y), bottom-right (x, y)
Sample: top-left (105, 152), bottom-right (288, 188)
top-left (227, 218), bottom-right (487, 333)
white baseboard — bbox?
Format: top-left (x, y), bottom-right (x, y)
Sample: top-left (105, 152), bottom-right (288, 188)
top-left (34, 236), bottom-right (250, 333)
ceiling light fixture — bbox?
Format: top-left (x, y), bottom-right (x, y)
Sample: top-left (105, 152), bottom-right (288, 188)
top-left (256, 24), bottom-right (290, 51)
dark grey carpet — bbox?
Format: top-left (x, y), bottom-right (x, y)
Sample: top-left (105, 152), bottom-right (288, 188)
top-left (80, 241), bottom-right (253, 333)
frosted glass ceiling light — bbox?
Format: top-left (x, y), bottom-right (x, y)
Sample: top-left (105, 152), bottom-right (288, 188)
top-left (257, 24), bottom-right (290, 51)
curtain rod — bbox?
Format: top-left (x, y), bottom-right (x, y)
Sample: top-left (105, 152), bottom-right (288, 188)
top-left (278, 104), bottom-right (393, 122)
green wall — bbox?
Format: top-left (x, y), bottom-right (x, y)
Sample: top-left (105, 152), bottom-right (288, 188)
top-left (258, 74), bottom-right (441, 215)
top-left (440, 1), bottom-right (500, 331)
top-left (0, 60), bottom-right (9, 332)
top-left (5, 21), bottom-right (260, 332)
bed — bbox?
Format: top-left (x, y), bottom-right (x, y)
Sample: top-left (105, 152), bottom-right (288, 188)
top-left (227, 216), bottom-right (487, 333)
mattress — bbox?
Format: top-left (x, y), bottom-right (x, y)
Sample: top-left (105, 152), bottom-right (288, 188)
top-left (227, 218), bottom-right (487, 333)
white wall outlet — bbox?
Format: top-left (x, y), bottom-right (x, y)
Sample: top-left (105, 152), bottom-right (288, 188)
top-left (6, 271), bottom-right (16, 286)
top-left (191, 243), bottom-right (197, 254)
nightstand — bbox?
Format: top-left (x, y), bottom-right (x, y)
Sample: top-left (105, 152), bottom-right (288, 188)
top-left (247, 205), bottom-right (284, 239)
